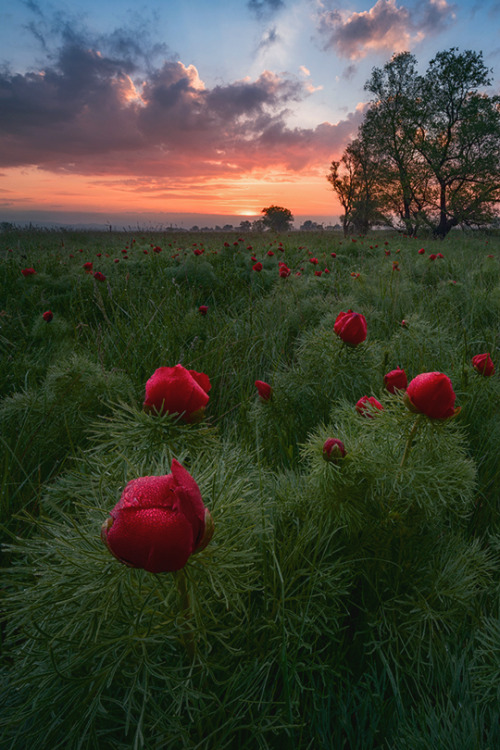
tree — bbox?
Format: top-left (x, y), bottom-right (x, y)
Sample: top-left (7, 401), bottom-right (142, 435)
top-left (261, 205), bottom-right (294, 232)
top-left (361, 51), bottom-right (431, 236)
top-left (331, 48), bottom-right (500, 238)
top-left (327, 138), bottom-right (389, 235)
top-left (412, 48), bottom-right (500, 237)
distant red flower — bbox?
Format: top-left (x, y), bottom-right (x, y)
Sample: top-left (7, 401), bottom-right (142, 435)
top-left (252, 262), bottom-right (263, 272)
top-left (404, 372), bottom-right (458, 420)
top-left (418, 248), bottom-right (425, 255)
top-left (143, 364), bottom-right (211, 422)
top-left (42, 310), bottom-right (53, 322)
top-left (153, 246), bottom-right (162, 253)
top-left (193, 248), bottom-right (204, 255)
top-left (334, 310), bottom-right (367, 346)
top-left (392, 261), bottom-right (400, 271)
top-left (309, 257), bottom-right (319, 265)
top-left (94, 271), bottom-right (106, 282)
top-left (471, 353), bottom-right (495, 377)
top-left (314, 270), bottom-right (322, 276)
top-left (322, 438), bottom-right (346, 462)
top-left (437, 253), bottom-right (444, 259)
top-left (21, 267), bottom-right (36, 276)
top-left (279, 266), bottom-right (291, 278)
top-left (331, 252), bottom-right (336, 258)
top-left (267, 250), bottom-right (274, 256)
top-left (429, 254), bottom-right (437, 261)
top-left (355, 396), bottom-right (384, 418)
top-left (384, 367), bottom-right (408, 394)
top-left (351, 272), bottom-right (360, 278)
top-left (83, 262), bottom-right (93, 272)
top-left (385, 250), bottom-right (391, 256)
top-left (255, 380), bottom-right (272, 401)
top-left (198, 305), bottom-right (208, 316)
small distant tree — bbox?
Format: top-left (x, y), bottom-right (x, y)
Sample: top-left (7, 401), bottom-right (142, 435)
top-left (261, 205), bottom-right (294, 232)
top-left (238, 220), bottom-right (252, 231)
top-left (300, 220), bottom-right (324, 230)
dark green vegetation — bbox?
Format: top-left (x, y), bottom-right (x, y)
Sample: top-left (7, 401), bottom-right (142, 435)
top-left (1, 228), bottom-right (499, 749)
top-left (328, 49), bottom-right (500, 238)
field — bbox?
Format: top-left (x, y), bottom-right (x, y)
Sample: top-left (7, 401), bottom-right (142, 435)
top-left (0, 227), bottom-right (499, 749)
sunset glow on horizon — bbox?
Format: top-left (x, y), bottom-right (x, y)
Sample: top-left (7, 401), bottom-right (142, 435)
top-left (1, 0), bottom-right (498, 228)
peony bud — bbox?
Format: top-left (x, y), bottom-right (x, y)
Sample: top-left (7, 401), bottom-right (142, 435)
top-left (143, 364), bottom-right (211, 423)
top-left (322, 438), bottom-right (346, 462)
top-left (255, 380), bottom-right (272, 401)
top-left (404, 371), bottom-right (459, 419)
top-left (334, 310), bottom-right (367, 347)
top-left (384, 367), bottom-right (408, 394)
top-left (471, 353), bottom-right (495, 377)
top-left (198, 305), bottom-right (208, 316)
top-left (42, 310), bottom-right (53, 322)
top-left (355, 396), bottom-right (384, 418)
top-left (101, 459), bottom-right (213, 573)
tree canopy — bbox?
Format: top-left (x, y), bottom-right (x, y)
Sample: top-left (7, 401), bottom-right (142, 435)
top-left (261, 205), bottom-right (294, 232)
top-left (328, 49), bottom-right (500, 237)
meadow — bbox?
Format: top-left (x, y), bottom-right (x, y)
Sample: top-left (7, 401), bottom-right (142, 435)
top-left (0, 227), bottom-right (499, 749)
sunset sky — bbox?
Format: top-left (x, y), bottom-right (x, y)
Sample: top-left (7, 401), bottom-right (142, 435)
top-left (1, 0), bottom-right (499, 228)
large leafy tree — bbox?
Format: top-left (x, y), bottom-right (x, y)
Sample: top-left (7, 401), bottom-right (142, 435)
top-left (330, 49), bottom-right (500, 238)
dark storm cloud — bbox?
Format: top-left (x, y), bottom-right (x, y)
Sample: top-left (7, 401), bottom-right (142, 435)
top-left (0, 28), bottom-right (360, 178)
top-left (318, 0), bottom-right (455, 60)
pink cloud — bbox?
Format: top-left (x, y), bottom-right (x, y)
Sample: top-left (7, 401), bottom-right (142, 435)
top-left (0, 41), bottom-right (361, 181)
top-left (319, 0), bottom-right (455, 60)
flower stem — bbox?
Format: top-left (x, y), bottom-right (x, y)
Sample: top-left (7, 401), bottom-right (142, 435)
top-left (400, 415), bottom-right (423, 471)
top-left (173, 569), bottom-right (196, 661)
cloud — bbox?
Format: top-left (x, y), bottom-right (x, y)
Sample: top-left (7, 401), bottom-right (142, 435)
top-left (248, 0), bottom-right (286, 19)
top-left (0, 33), bottom-right (361, 179)
top-left (318, 0), bottom-right (455, 60)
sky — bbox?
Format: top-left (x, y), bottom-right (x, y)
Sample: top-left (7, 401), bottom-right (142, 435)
top-left (0, 0), bottom-right (499, 228)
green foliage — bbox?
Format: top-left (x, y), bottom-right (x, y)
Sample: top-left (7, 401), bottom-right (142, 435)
top-left (0, 228), bottom-right (499, 748)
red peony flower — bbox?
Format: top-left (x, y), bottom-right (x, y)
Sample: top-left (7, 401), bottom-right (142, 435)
top-left (322, 438), bottom-right (346, 462)
top-left (21, 267), bottom-right (36, 276)
top-left (255, 380), bottom-right (272, 401)
top-left (471, 353), bottom-right (495, 377)
top-left (143, 364), bottom-right (211, 422)
top-left (331, 252), bottom-right (336, 258)
top-left (42, 310), bottom-right (53, 322)
top-left (418, 248), bottom-right (425, 255)
top-left (404, 372), bottom-right (458, 419)
top-left (101, 459), bottom-right (214, 573)
top-left (198, 305), bottom-right (208, 316)
top-left (384, 367), bottom-right (408, 394)
top-left (355, 396), bottom-right (384, 418)
top-left (279, 266), bottom-right (291, 278)
top-left (334, 310), bottom-right (367, 346)
top-left (309, 258), bottom-right (319, 265)
top-left (93, 271), bottom-right (106, 282)
top-left (83, 262), bottom-right (93, 272)
top-left (252, 262), bottom-right (263, 272)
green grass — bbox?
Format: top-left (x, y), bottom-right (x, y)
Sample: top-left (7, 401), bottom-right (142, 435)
top-left (0, 227), bottom-right (499, 748)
